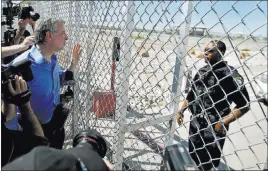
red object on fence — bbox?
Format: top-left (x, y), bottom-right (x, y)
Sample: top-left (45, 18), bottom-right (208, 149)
top-left (91, 91), bottom-right (116, 118)
top-left (91, 37), bottom-right (119, 118)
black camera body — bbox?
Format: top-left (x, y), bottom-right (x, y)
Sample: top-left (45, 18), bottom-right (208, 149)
top-left (18, 6), bottom-right (40, 21)
top-left (73, 129), bottom-right (108, 158)
top-left (1, 58), bottom-right (34, 100)
top-left (1, 58), bottom-right (34, 83)
top-left (2, 5), bottom-right (21, 17)
top-left (1, 1), bottom-right (18, 29)
top-left (2, 5), bottom-right (40, 22)
top-left (2, 1), bottom-right (40, 46)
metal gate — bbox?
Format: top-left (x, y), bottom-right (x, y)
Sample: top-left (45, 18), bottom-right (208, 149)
top-left (30, 1), bottom-right (267, 170)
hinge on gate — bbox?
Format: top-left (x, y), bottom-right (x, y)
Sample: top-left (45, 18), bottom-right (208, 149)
top-left (264, 134), bottom-right (268, 144)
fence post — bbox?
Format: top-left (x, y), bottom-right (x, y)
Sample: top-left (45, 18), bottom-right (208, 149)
top-left (166, 0), bottom-right (194, 146)
top-left (86, 1), bottom-right (94, 110)
top-left (72, 1), bottom-right (81, 136)
top-left (112, 1), bottom-right (135, 170)
top-left (67, 1), bottom-right (74, 58)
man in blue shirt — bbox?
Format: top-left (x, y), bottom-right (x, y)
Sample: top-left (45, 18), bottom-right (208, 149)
top-left (6, 18), bottom-right (81, 147)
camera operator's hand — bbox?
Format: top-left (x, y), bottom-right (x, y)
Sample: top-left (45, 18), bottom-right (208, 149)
top-left (18, 19), bottom-right (29, 32)
top-left (29, 18), bottom-right (36, 31)
top-left (103, 159), bottom-right (114, 171)
top-left (7, 75), bottom-right (31, 106)
top-left (14, 19), bottom-right (30, 45)
top-left (6, 76), bottom-right (46, 137)
top-left (8, 75), bottom-right (28, 94)
top-left (21, 35), bottom-right (35, 49)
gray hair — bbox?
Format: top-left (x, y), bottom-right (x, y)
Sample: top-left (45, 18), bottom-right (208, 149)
top-left (35, 18), bottom-right (65, 44)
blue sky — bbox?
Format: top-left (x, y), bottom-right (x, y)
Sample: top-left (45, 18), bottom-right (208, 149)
top-left (131, 1), bottom-right (267, 37)
top-left (8, 1), bottom-right (265, 37)
top-left (86, 1), bottom-right (267, 37)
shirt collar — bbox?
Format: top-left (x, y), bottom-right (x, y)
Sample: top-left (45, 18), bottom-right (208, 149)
top-left (212, 61), bottom-right (227, 70)
top-left (29, 45), bottom-right (57, 64)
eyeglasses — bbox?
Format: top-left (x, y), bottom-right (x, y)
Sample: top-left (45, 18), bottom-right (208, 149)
top-left (204, 48), bottom-right (216, 54)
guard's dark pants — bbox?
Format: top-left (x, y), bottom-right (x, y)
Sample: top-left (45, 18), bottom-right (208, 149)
top-left (42, 123), bottom-right (65, 149)
top-left (42, 104), bottom-right (69, 149)
top-left (188, 119), bottom-right (228, 171)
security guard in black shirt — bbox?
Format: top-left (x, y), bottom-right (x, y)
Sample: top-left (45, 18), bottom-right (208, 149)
top-left (176, 40), bottom-right (250, 170)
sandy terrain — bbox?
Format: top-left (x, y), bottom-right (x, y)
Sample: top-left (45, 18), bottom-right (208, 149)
top-left (59, 30), bottom-right (267, 170)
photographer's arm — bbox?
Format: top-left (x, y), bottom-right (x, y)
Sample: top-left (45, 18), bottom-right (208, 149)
top-left (2, 36), bottom-right (35, 58)
top-left (14, 30), bottom-right (25, 45)
top-left (18, 102), bottom-right (44, 137)
top-left (103, 159), bottom-right (114, 171)
top-left (29, 19), bottom-right (36, 32)
top-left (14, 19), bottom-right (29, 45)
top-left (7, 76), bottom-right (45, 137)
top-left (2, 44), bottom-right (28, 58)
top-left (2, 101), bottom-right (16, 122)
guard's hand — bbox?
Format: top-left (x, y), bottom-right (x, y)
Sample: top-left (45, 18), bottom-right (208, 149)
top-left (176, 110), bottom-right (184, 125)
top-left (215, 122), bottom-right (226, 135)
top-left (71, 43), bottom-right (81, 66)
top-left (21, 35), bottom-right (35, 49)
top-left (18, 19), bottom-right (29, 32)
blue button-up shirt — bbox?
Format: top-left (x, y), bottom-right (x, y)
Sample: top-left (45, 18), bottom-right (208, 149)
top-left (5, 45), bottom-right (66, 130)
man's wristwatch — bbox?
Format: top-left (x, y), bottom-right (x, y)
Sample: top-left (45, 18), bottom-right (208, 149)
top-left (219, 119), bottom-right (225, 125)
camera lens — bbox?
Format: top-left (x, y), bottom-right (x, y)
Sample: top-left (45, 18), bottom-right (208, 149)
top-left (13, 6), bottom-right (21, 16)
top-left (31, 13), bottom-right (40, 21)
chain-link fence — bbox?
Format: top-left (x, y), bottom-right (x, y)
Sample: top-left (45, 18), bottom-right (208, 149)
top-left (29, 1), bottom-right (267, 170)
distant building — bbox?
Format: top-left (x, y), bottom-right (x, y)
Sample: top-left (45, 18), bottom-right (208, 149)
top-left (232, 32), bottom-right (246, 39)
top-left (189, 26), bottom-right (208, 37)
top-left (170, 26), bottom-right (208, 37)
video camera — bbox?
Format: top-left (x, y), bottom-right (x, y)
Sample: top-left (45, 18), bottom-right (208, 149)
top-left (1, 0), bottom-right (18, 28)
top-left (2, 5), bottom-right (20, 17)
top-left (2, 3), bottom-right (40, 28)
top-left (1, 58), bottom-right (34, 83)
top-left (1, 0), bottom-right (40, 46)
top-left (18, 6), bottom-right (40, 22)
top-left (1, 58), bottom-right (34, 99)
